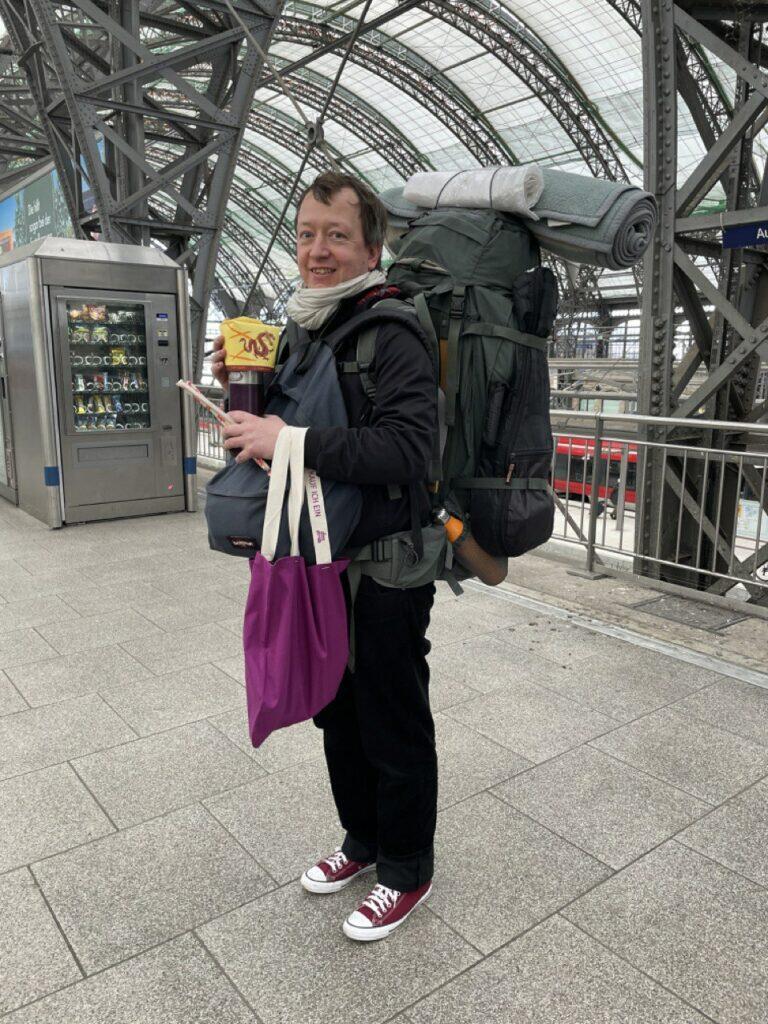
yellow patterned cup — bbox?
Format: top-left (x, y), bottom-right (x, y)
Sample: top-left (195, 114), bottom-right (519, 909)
top-left (220, 317), bottom-right (280, 372)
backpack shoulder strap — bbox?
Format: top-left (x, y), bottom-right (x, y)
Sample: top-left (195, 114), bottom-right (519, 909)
top-left (332, 298), bottom-right (433, 399)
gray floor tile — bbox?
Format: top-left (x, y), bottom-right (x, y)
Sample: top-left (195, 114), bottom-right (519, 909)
top-left (32, 803), bottom-right (275, 973)
top-left (673, 677), bottom-right (768, 747)
top-left (2, 933), bottom-right (255, 1024)
top-left (135, 593), bottom-right (244, 634)
top-left (209, 577), bottom-right (252, 603)
top-left (426, 601), bottom-right (507, 648)
top-left (0, 595), bottom-right (81, 635)
top-left (81, 550), bottom-right (197, 585)
top-left (198, 880), bottom-right (479, 1024)
top-left (0, 628), bottom-right (59, 670)
top-left (497, 617), bottom-right (622, 665)
top-left (208, 710), bottom-right (324, 773)
top-left (591, 707), bottom-right (768, 803)
top-left (213, 655), bottom-right (245, 685)
top-left (0, 569), bottom-right (89, 604)
top-left (151, 566), bottom-right (250, 603)
top-left (494, 746), bottom-right (710, 869)
top-left (0, 693), bottom-right (136, 781)
top-left (0, 558), bottom-right (34, 587)
top-left (0, 670), bottom-right (27, 715)
top-left (427, 633), bottom-right (537, 696)
top-left (57, 582), bottom-right (165, 618)
top-left (677, 777), bottom-right (768, 887)
top-left (430, 791), bottom-right (611, 953)
top-left (5, 646), bottom-right (151, 707)
top-left (434, 713), bottom-right (531, 810)
top-left (430, 671), bottom-right (479, 712)
top-left (0, 763), bottom-right (113, 872)
top-left (532, 647), bottom-right (716, 723)
top-left (35, 609), bottom-right (162, 656)
top-left (14, 548), bottom-right (103, 575)
top-left (442, 677), bottom-right (616, 763)
top-left (204, 760), bottom-right (340, 884)
top-left (72, 720), bottom-right (265, 828)
top-left (0, 867), bottom-right (80, 1015)
top-left (563, 841), bottom-right (768, 1024)
top-left (99, 664), bottom-right (244, 736)
top-left (120, 625), bottom-right (242, 675)
top-left (406, 915), bottom-right (709, 1024)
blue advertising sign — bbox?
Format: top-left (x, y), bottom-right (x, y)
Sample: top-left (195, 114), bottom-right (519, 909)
top-left (723, 222), bottom-right (768, 249)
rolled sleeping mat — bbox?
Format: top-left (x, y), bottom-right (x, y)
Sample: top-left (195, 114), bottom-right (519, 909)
top-left (380, 170), bottom-right (657, 270)
top-left (527, 168), bottom-right (657, 270)
top-left (403, 166), bottom-right (544, 220)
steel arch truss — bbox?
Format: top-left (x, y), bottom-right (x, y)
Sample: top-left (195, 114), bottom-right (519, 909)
top-left (0, 55), bottom-right (49, 183)
top-left (0, 0), bottom-right (283, 376)
top-left (639, 0), bottom-right (768, 603)
top-left (275, 1), bottom-right (514, 167)
top-left (264, 56), bottom-right (427, 178)
top-left (419, 0), bottom-right (634, 181)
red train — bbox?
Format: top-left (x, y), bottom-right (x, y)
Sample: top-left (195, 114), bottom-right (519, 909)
top-left (552, 434), bottom-right (638, 511)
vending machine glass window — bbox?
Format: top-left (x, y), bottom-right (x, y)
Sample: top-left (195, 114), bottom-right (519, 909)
top-left (66, 301), bottom-right (151, 433)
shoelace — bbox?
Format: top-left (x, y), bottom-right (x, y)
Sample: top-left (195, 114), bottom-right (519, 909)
top-left (362, 884), bottom-right (401, 918)
top-left (323, 849), bottom-right (348, 873)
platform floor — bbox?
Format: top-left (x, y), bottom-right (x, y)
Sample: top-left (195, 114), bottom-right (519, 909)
top-left (0, 499), bottom-right (767, 1023)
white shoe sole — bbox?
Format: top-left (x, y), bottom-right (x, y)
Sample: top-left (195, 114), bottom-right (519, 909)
top-left (300, 862), bottom-right (375, 894)
top-left (342, 883), bottom-right (433, 941)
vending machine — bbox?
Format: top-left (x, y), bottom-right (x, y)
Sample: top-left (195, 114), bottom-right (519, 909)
top-left (0, 237), bottom-right (197, 527)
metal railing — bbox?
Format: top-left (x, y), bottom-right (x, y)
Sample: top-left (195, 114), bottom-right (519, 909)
top-left (194, 393), bottom-right (768, 596)
top-left (550, 410), bottom-right (768, 596)
top-left (195, 385), bottom-right (227, 463)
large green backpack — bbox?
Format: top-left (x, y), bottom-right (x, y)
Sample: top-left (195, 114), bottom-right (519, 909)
top-left (333, 206), bottom-right (558, 594)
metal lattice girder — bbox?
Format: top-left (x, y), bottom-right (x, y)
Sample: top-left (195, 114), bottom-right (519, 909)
top-left (606, 0), bottom-right (764, 197)
top-left (638, 0), bottom-right (768, 600)
top-left (153, 189), bottom-right (290, 306)
top-left (1, 0), bottom-right (284, 378)
top-left (0, 59), bottom-right (49, 174)
top-left (264, 58), bottom-right (427, 178)
top-left (275, 0), bottom-right (512, 166)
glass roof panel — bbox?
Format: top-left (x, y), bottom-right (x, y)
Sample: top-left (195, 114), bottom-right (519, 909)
top-left (443, 52), bottom-right (532, 110)
top-left (506, 0), bottom-right (643, 99)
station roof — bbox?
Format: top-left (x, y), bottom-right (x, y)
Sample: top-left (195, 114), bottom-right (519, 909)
top-left (0, 1), bottom-right (742, 313)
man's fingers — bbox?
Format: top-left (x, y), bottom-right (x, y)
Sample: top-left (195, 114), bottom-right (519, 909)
top-left (213, 334), bottom-right (225, 350)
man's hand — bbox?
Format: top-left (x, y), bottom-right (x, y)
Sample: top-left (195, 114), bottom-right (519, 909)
top-left (223, 411), bottom-right (286, 463)
top-left (211, 334), bottom-right (229, 392)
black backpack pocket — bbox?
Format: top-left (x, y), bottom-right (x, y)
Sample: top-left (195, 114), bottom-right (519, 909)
top-left (470, 449), bottom-right (554, 557)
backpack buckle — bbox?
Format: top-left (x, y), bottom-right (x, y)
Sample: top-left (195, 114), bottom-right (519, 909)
top-left (370, 539), bottom-right (389, 561)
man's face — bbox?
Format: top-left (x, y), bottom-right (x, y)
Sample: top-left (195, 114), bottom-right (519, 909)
top-left (296, 187), bottom-right (381, 288)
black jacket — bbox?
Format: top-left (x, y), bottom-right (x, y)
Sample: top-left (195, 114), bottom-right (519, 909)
top-left (298, 289), bottom-right (437, 547)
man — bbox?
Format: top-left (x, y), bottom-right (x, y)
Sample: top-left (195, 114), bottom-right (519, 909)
top-left (211, 172), bottom-right (438, 942)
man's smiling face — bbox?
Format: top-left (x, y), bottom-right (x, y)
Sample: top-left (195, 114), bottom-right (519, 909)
top-left (296, 186), bottom-right (381, 289)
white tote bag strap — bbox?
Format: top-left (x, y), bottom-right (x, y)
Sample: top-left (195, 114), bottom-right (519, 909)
top-left (286, 427), bottom-right (307, 557)
top-left (260, 427), bottom-right (293, 562)
top-left (304, 464), bottom-right (333, 565)
top-left (288, 428), bottom-right (333, 565)
top-left (261, 426), bottom-right (334, 565)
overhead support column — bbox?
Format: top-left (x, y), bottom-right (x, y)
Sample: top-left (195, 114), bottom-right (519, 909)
top-left (639, 0), bottom-right (768, 602)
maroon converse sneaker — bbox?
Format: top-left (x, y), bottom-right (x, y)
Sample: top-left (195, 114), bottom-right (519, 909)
top-left (342, 880), bottom-right (433, 941)
top-left (300, 847), bottom-right (375, 894)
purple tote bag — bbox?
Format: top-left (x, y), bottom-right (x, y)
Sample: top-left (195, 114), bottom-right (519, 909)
top-left (244, 426), bottom-right (349, 748)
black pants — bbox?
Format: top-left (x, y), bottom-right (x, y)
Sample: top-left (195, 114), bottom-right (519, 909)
top-left (313, 573), bottom-right (437, 892)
